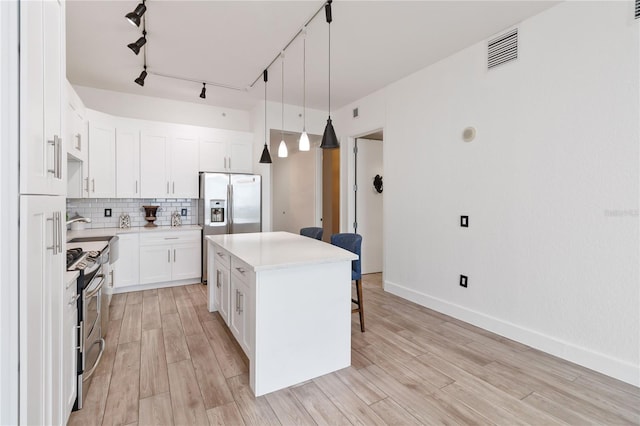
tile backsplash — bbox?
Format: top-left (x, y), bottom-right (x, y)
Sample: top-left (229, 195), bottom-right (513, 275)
top-left (66, 198), bottom-right (198, 229)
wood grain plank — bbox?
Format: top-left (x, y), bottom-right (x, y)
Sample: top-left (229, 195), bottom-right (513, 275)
top-left (201, 319), bottom-right (248, 378)
top-left (119, 302), bottom-right (142, 344)
top-left (226, 374), bottom-right (280, 426)
top-left (157, 287), bottom-right (177, 315)
top-left (94, 319), bottom-right (122, 378)
top-left (290, 381), bottom-right (351, 426)
top-left (264, 388), bottom-right (316, 426)
top-left (184, 333), bottom-right (234, 409)
top-left (167, 359), bottom-right (209, 426)
top-left (110, 293), bottom-right (127, 321)
top-left (207, 402), bottom-right (246, 426)
top-left (175, 295), bottom-right (204, 336)
top-left (140, 329), bottom-right (170, 399)
top-left (369, 397), bottom-right (423, 426)
top-left (171, 285), bottom-right (189, 301)
top-left (522, 392), bottom-right (600, 425)
top-left (313, 372), bottom-right (386, 425)
top-left (67, 373), bottom-right (111, 426)
top-left (126, 291), bottom-right (143, 305)
top-left (138, 392), bottom-right (174, 426)
top-left (141, 295), bottom-right (162, 331)
top-left (102, 341), bottom-right (141, 426)
top-left (162, 313), bottom-right (190, 364)
top-left (141, 288), bottom-right (158, 298)
top-left (335, 366), bottom-right (387, 405)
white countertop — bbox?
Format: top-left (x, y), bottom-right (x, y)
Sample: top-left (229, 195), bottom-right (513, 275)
top-left (206, 232), bottom-right (358, 272)
top-left (66, 224), bottom-right (202, 242)
top-left (66, 240), bottom-right (109, 253)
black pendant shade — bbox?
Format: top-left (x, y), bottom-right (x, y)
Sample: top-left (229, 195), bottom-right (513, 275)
top-left (259, 69), bottom-right (272, 164)
top-left (320, 117), bottom-right (339, 149)
top-left (134, 69), bottom-right (147, 86)
top-left (259, 144), bottom-right (272, 164)
top-left (128, 35), bottom-right (147, 55)
top-left (199, 83), bottom-right (206, 99)
top-left (125, 2), bottom-right (146, 27)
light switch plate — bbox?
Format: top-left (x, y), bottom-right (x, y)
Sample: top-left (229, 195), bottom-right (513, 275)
top-left (460, 275), bottom-right (468, 288)
top-left (181, 208), bottom-right (187, 216)
top-left (460, 215), bottom-right (468, 227)
top-left (104, 208), bottom-right (112, 217)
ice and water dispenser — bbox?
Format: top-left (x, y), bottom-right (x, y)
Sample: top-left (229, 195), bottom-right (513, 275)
top-left (210, 200), bottom-right (225, 223)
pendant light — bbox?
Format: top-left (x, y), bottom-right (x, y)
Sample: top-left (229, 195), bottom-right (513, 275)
top-left (320, 0), bottom-right (339, 149)
top-left (299, 29), bottom-right (310, 151)
top-left (259, 69), bottom-right (273, 164)
top-left (278, 53), bottom-right (288, 158)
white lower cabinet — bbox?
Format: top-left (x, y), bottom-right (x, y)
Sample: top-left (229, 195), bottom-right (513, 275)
top-left (113, 233), bottom-right (139, 288)
top-left (139, 230), bottom-right (201, 285)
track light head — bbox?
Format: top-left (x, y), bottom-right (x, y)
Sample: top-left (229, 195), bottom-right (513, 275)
top-left (325, 0), bottom-right (333, 24)
top-left (134, 68), bottom-right (147, 86)
top-left (200, 83), bottom-right (206, 99)
top-left (127, 35), bottom-right (147, 55)
top-left (126, 2), bottom-right (147, 27)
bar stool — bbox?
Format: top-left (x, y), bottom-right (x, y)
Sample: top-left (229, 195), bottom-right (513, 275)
top-left (300, 227), bottom-right (323, 240)
top-left (330, 233), bottom-right (364, 332)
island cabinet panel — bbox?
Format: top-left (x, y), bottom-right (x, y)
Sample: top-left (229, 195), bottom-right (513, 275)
top-left (206, 232), bottom-right (357, 397)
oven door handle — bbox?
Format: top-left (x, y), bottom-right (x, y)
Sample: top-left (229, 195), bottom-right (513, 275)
top-left (82, 338), bottom-right (105, 381)
top-left (85, 275), bottom-right (105, 300)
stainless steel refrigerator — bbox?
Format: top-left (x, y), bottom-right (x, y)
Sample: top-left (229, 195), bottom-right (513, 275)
top-left (199, 172), bottom-right (262, 283)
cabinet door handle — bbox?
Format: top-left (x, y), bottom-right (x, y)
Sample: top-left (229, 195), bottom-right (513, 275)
top-left (68, 294), bottom-right (80, 306)
top-left (173, 182), bottom-right (175, 194)
top-left (168, 249), bottom-right (171, 263)
top-left (85, 177), bottom-right (90, 194)
top-left (92, 178), bottom-right (96, 193)
top-left (228, 157), bottom-right (231, 170)
top-left (47, 135), bottom-right (58, 177)
top-left (235, 289), bottom-right (239, 313)
top-left (216, 270), bottom-right (221, 288)
top-left (76, 321), bottom-right (84, 353)
top-left (173, 249), bottom-right (176, 262)
top-left (224, 157), bottom-right (227, 169)
top-left (135, 180), bottom-right (138, 194)
top-left (57, 212), bottom-right (63, 253)
top-left (110, 270), bottom-right (114, 288)
top-left (235, 267), bottom-right (246, 275)
top-left (56, 136), bottom-right (62, 179)
top-left (46, 215), bottom-right (56, 253)
top-left (238, 292), bottom-right (243, 314)
top-left (167, 181), bottom-right (170, 194)
top-left (76, 133), bottom-right (82, 150)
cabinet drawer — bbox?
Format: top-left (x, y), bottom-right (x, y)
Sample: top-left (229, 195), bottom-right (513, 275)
top-left (140, 230), bottom-right (200, 246)
top-left (231, 256), bottom-right (252, 282)
top-left (212, 246), bottom-right (230, 269)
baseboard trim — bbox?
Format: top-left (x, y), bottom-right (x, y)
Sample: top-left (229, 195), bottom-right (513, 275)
top-left (112, 278), bottom-right (202, 294)
top-left (384, 280), bottom-right (640, 387)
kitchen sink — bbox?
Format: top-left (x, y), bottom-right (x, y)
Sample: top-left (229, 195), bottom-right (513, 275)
top-left (68, 236), bottom-right (115, 243)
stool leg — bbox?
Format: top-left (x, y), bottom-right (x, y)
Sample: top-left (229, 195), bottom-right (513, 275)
top-left (356, 279), bottom-right (365, 332)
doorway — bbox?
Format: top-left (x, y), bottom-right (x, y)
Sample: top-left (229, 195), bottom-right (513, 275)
top-left (271, 130), bottom-right (322, 234)
top-left (353, 131), bottom-right (383, 274)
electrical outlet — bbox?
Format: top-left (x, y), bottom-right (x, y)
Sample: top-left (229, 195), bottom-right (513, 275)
top-left (460, 275), bottom-right (468, 288)
top-left (104, 208), bottom-right (112, 217)
top-left (460, 215), bottom-right (468, 227)
top-left (181, 208), bottom-right (187, 216)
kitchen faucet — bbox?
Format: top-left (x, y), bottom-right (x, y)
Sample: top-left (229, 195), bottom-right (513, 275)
top-left (66, 215), bottom-right (92, 226)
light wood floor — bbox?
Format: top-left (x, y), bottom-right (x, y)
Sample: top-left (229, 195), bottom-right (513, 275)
top-left (69, 273), bottom-right (640, 426)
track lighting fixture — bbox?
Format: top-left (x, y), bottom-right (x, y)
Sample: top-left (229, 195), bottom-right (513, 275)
top-left (128, 31), bottom-right (147, 55)
top-left (259, 70), bottom-right (273, 164)
top-left (200, 83), bottom-right (206, 99)
top-left (125, 1), bottom-right (147, 27)
top-left (278, 53), bottom-right (288, 158)
top-left (299, 30), bottom-right (310, 151)
top-left (135, 66), bottom-right (147, 86)
top-left (320, 0), bottom-right (339, 150)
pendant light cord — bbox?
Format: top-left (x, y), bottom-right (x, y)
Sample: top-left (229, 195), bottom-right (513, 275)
top-left (281, 53), bottom-right (285, 140)
top-left (303, 35), bottom-right (306, 130)
top-left (328, 23), bottom-right (331, 116)
top-left (264, 74), bottom-right (267, 144)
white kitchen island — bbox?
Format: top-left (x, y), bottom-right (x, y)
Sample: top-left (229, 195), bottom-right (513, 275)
top-left (206, 232), bottom-right (358, 396)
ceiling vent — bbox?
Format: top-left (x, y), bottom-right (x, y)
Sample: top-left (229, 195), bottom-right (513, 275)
top-left (488, 28), bottom-right (518, 69)
top-left (635, 0), bottom-right (639, 19)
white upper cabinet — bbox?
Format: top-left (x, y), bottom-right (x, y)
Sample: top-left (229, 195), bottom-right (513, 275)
top-left (87, 111), bottom-right (116, 198)
top-left (65, 81), bottom-right (86, 161)
top-left (200, 133), bottom-right (253, 173)
top-left (116, 125), bottom-right (141, 198)
top-left (141, 125), bottom-right (199, 199)
top-left (20, 0), bottom-right (65, 196)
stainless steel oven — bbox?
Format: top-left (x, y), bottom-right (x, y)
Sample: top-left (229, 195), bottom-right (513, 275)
top-left (67, 248), bottom-right (107, 410)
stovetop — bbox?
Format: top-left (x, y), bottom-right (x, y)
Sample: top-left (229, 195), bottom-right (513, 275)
top-left (66, 248), bottom-right (101, 271)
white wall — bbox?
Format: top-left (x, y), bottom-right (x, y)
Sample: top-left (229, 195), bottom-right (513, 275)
top-left (74, 85), bottom-right (252, 132)
top-left (0, 1), bottom-right (20, 423)
top-left (337, 1), bottom-right (640, 386)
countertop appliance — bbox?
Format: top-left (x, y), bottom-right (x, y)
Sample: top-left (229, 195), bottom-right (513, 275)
top-left (67, 247), bottom-right (107, 411)
top-left (199, 172), bottom-right (261, 283)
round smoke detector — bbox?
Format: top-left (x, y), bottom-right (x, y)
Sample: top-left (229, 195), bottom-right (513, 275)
top-left (462, 127), bottom-right (476, 142)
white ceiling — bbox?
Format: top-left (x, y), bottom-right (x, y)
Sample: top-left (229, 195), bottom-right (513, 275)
top-left (66, 1), bottom-right (559, 112)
